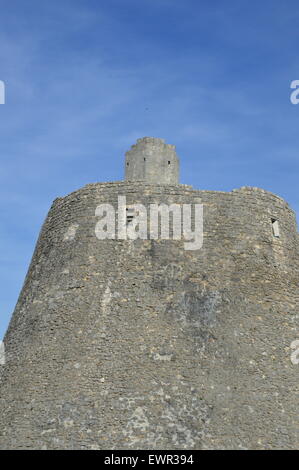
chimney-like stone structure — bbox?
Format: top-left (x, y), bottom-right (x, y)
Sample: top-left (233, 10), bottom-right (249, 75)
top-left (125, 137), bottom-right (179, 184)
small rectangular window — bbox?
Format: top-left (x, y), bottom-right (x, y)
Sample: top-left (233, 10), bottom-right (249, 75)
top-left (126, 207), bottom-right (134, 225)
top-left (271, 218), bottom-right (280, 238)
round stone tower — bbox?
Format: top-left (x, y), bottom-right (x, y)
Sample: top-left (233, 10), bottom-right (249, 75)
top-left (125, 137), bottom-right (179, 184)
top-left (0, 138), bottom-right (298, 450)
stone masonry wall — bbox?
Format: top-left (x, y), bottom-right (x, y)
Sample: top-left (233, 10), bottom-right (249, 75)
top-left (0, 182), bottom-right (298, 449)
top-left (125, 137), bottom-right (179, 184)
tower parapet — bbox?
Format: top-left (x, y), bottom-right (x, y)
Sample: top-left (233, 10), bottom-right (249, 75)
top-left (125, 137), bottom-right (179, 184)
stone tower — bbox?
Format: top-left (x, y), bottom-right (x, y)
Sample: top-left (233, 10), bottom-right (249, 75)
top-left (125, 137), bottom-right (179, 184)
top-left (0, 137), bottom-right (298, 450)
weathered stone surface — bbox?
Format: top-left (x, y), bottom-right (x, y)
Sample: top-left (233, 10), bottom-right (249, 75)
top-left (0, 138), bottom-right (298, 449)
top-left (125, 137), bottom-right (179, 184)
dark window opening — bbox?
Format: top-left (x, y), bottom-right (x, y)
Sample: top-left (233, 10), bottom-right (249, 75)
top-left (126, 162), bottom-right (129, 166)
top-left (168, 161), bottom-right (171, 165)
top-left (126, 207), bottom-right (134, 225)
top-left (271, 218), bottom-right (280, 238)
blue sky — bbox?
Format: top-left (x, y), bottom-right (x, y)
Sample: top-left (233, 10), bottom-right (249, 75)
top-left (0, 0), bottom-right (298, 339)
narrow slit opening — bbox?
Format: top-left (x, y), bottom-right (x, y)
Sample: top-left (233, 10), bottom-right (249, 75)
top-left (126, 207), bottom-right (134, 225)
top-left (271, 218), bottom-right (280, 238)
